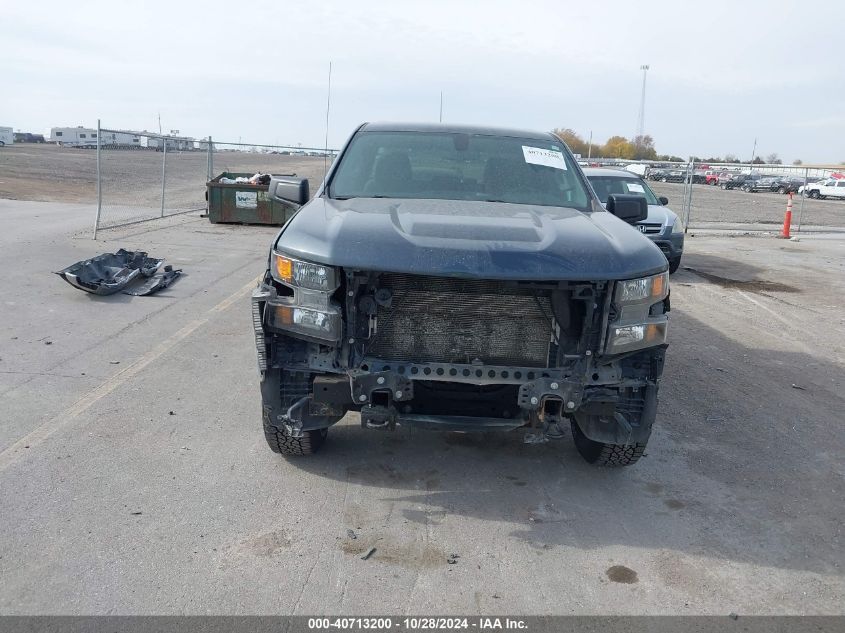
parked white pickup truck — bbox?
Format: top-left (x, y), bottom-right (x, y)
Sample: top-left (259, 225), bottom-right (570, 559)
top-left (801, 178), bottom-right (845, 199)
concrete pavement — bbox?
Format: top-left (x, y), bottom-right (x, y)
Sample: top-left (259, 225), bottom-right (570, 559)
top-left (1, 201), bottom-right (843, 614)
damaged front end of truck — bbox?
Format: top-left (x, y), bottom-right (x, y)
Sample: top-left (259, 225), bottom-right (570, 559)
top-left (251, 122), bottom-right (670, 466)
top-left (252, 253), bottom-right (668, 465)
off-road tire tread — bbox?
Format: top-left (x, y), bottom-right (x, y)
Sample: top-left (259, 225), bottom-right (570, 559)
top-left (592, 441), bottom-right (646, 467)
top-left (262, 405), bottom-right (326, 455)
top-left (570, 420), bottom-right (648, 467)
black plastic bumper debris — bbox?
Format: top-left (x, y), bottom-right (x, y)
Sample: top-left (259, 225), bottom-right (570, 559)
top-left (55, 249), bottom-right (163, 296)
top-left (122, 266), bottom-right (182, 296)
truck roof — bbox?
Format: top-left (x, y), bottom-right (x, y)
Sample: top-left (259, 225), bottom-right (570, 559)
top-left (359, 121), bottom-right (555, 141)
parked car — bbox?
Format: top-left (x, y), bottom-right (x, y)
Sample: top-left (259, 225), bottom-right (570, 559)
top-left (720, 173), bottom-right (753, 190)
top-left (740, 175), bottom-right (781, 192)
top-left (704, 171), bottom-right (722, 185)
top-left (12, 132), bottom-right (46, 143)
top-left (714, 171), bottom-right (736, 185)
top-left (584, 168), bottom-right (684, 274)
top-left (650, 168), bottom-right (686, 183)
top-left (252, 122), bottom-right (670, 467)
top-left (771, 176), bottom-right (808, 194)
top-left (801, 178), bottom-right (845, 199)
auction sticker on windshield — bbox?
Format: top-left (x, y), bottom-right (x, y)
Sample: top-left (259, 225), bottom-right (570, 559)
top-left (627, 183), bottom-right (645, 193)
top-left (522, 146), bottom-right (567, 170)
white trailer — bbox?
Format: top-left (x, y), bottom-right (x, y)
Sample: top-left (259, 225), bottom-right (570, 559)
top-left (99, 130), bottom-right (142, 146)
top-left (0, 126), bottom-right (13, 146)
top-left (49, 126), bottom-right (97, 146)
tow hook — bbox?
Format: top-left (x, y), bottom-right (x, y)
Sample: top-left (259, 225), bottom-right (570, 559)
top-left (524, 397), bottom-right (568, 443)
top-left (361, 404), bottom-right (397, 430)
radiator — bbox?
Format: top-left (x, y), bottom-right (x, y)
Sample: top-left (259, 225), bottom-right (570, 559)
top-left (366, 274), bottom-right (553, 367)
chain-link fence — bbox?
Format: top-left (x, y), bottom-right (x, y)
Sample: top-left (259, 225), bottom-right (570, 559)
top-left (92, 122), bottom-right (338, 237)
top-left (639, 161), bottom-right (845, 232)
top-left (92, 122), bottom-right (845, 237)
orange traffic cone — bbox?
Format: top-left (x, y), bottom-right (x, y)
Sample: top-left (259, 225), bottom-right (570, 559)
top-left (779, 193), bottom-right (793, 239)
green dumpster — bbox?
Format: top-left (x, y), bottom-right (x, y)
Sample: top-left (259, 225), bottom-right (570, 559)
top-left (206, 172), bottom-right (299, 225)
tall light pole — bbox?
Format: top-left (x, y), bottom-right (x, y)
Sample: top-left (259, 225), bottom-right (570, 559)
top-left (635, 64), bottom-right (649, 148)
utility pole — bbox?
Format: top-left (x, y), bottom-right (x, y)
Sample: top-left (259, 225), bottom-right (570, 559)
top-left (439, 91), bottom-right (443, 123)
top-left (750, 137), bottom-right (757, 167)
top-left (635, 65), bottom-right (649, 147)
top-left (587, 130), bottom-right (593, 160)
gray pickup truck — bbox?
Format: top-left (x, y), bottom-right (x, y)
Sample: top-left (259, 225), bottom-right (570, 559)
top-left (252, 123), bottom-right (670, 467)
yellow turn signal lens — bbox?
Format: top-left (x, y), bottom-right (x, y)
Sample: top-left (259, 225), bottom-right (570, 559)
top-left (651, 272), bottom-right (666, 300)
top-left (274, 254), bottom-right (293, 283)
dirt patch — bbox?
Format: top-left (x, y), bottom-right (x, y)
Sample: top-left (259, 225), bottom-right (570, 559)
top-left (606, 565), bottom-right (639, 584)
top-left (345, 463), bottom-right (439, 486)
top-left (341, 537), bottom-right (447, 570)
top-left (685, 267), bottom-right (799, 293)
top-left (225, 529), bottom-right (292, 557)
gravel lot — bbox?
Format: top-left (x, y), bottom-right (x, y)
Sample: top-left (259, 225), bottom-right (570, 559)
top-left (0, 144), bottom-right (330, 227)
top-left (649, 180), bottom-right (845, 228)
top-left (3, 145), bottom-right (843, 230)
top-left (0, 200), bottom-right (843, 615)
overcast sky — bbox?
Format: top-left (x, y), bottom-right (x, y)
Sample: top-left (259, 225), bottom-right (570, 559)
top-left (1, 0), bottom-right (842, 163)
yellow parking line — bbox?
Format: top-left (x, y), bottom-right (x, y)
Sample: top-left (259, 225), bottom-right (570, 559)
top-left (0, 276), bottom-right (260, 472)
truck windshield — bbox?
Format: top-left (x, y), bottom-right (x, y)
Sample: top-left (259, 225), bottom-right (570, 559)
top-left (329, 131), bottom-right (590, 210)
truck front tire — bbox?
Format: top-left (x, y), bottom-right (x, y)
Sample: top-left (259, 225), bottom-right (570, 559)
top-left (570, 419), bottom-right (648, 467)
top-left (263, 408), bottom-right (327, 455)
top-left (261, 369), bottom-right (329, 456)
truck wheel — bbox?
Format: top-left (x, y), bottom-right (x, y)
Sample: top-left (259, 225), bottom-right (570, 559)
top-left (778, 186), bottom-right (787, 194)
top-left (570, 420), bottom-right (647, 467)
top-left (668, 256), bottom-right (682, 274)
top-left (810, 190), bottom-right (820, 199)
top-left (720, 183), bottom-right (727, 189)
top-left (263, 410), bottom-right (327, 455)
top-left (661, 177), bottom-right (668, 182)
top-left (261, 369), bottom-right (328, 456)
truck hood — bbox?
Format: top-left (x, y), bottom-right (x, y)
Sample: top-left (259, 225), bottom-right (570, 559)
top-left (274, 197), bottom-right (668, 281)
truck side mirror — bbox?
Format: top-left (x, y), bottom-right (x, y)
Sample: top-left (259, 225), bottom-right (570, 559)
top-left (270, 177), bottom-right (309, 206)
top-left (606, 194), bottom-right (648, 224)
top-left (659, 196), bottom-right (669, 205)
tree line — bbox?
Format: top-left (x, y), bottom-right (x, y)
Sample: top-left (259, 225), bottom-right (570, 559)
top-left (553, 128), bottom-right (810, 165)
top-left (552, 129), bottom-right (679, 161)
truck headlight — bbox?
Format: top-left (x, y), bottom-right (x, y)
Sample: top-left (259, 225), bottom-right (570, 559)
top-left (268, 304), bottom-right (341, 341)
top-left (615, 271), bottom-right (669, 304)
top-left (671, 218), bottom-right (685, 234)
top-left (606, 321), bottom-right (667, 355)
top-left (271, 251), bottom-right (339, 291)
